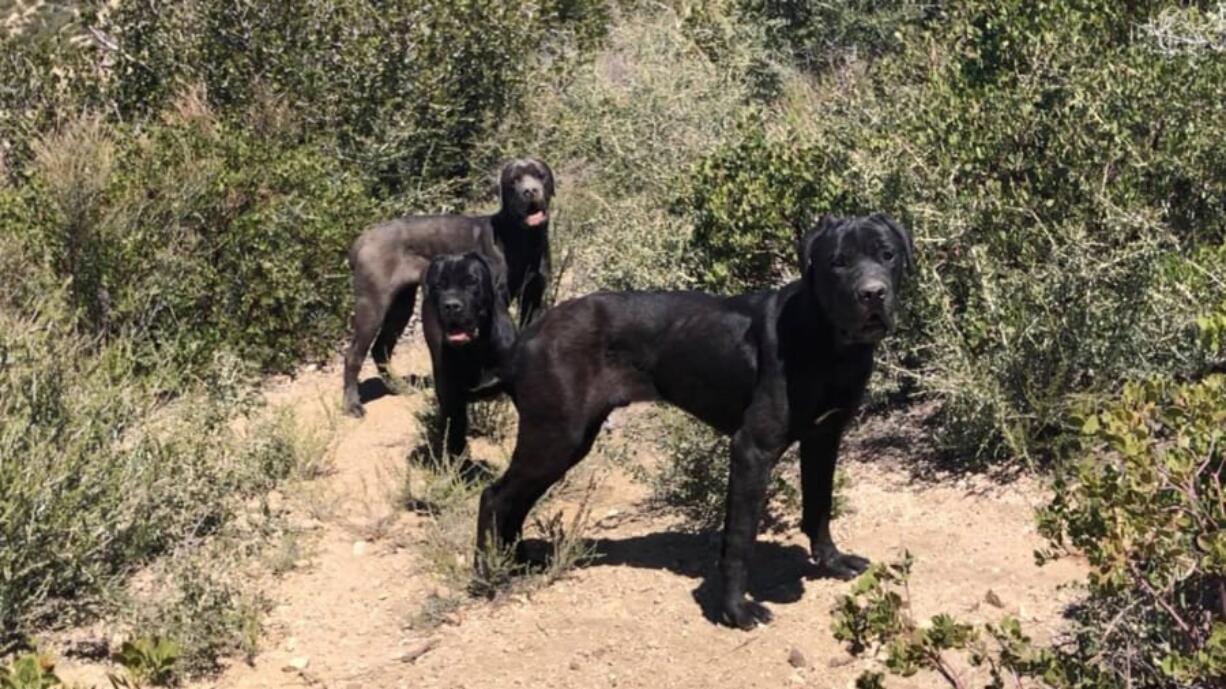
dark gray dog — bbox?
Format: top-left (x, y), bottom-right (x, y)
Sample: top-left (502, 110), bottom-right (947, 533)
top-left (342, 158), bottom-right (554, 418)
top-left (478, 213), bottom-right (913, 629)
top-left (421, 252), bottom-right (516, 456)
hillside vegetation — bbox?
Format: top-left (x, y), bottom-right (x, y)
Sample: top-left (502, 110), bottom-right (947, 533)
top-left (1, 1), bottom-right (1222, 687)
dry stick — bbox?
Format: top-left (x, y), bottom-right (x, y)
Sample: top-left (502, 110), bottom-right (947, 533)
top-left (1129, 562), bottom-right (1198, 643)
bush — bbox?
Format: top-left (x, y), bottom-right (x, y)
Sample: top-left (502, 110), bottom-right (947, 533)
top-left (680, 0), bottom-right (1226, 462)
top-left (634, 407), bottom-right (826, 532)
top-left (1037, 373), bottom-right (1226, 687)
top-left (831, 374), bottom-right (1226, 689)
top-left (6, 112), bottom-right (378, 375)
top-left (482, 6), bottom-right (758, 293)
top-left (0, 285), bottom-right (310, 647)
top-left (89, 0), bottom-right (609, 195)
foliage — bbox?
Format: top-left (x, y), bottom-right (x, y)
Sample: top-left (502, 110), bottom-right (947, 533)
top-left (1037, 374), bottom-right (1226, 687)
top-left (4, 111), bottom-right (378, 375)
top-left (69, 0), bottom-right (604, 195)
top-left (635, 408), bottom-right (824, 532)
top-left (737, 0), bottom-right (936, 73)
top-left (483, 7), bottom-right (756, 293)
top-left (109, 636), bottom-right (180, 688)
top-left (0, 653), bottom-right (60, 689)
top-left (680, 0), bottom-right (1226, 462)
top-left (0, 285), bottom-right (310, 648)
top-left (834, 375), bottom-right (1225, 688)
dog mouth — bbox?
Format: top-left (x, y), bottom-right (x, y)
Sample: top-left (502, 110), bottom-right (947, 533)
top-left (445, 326), bottom-right (478, 345)
top-left (859, 313), bottom-right (890, 339)
top-left (524, 208), bottom-right (548, 227)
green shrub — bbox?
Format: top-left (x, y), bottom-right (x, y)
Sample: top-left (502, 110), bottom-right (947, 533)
top-left (832, 374), bottom-right (1226, 688)
top-left (484, 6), bottom-right (760, 293)
top-left (91, 0), bottom-right (608, 195)
top-left (635, 408), bottom-right (814, 532)
top-left (0, 286), bottom-right (309, 646)
top-left (1037, 373), bottom-right (1226, 687)
top-left (9, 113), bottom-right (378, 375)
top-left (0, 652), bottom-right (61, 689)
top-left (681, 0), bottom-right (1226, 462)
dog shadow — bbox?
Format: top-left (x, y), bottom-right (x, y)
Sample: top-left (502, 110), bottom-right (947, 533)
top-left (358, 373), bottom-right (434, 404)
top-left (552, 531), bottom-right (828, 625)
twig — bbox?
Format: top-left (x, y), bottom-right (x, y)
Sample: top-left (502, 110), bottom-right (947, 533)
top-left (400, 638), bottom-right (440, 664)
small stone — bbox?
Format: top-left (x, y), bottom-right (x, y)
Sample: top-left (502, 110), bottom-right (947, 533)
top-left (985, 589), bottom-right (1005, 608)
top-left (267, 490), bottom-right (285, 514)
top-left (788, 648), bottom-right (809, 669)
top-left (284, 656), bottom-right (310, 672)
top-left (353, 540), bottom-right (369, 556)
top-left (789, 669), bottom-right (806, 685)
top-left (569, 659), bottom-right (582, 671)
top-left (827, 654), bottom-right (854, 668)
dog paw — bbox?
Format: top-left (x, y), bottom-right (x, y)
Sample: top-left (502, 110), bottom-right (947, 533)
top-left (813, 550), bottom-right (871, 580)
top-left (343, 400), bottom-right (366, 418)
top-left (720, 598), bottom-right (773, 630)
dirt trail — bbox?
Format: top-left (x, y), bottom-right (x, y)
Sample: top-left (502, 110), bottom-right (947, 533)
top-left (54, 337), bottom-right (1085, 689)
top-left (181, 337), bottom-right (1085, 689)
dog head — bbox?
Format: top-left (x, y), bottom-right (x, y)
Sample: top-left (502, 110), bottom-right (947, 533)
top-left (424, 252), bottom-right (501, 347)
top-left (797, 213), bottom-right (914, 345)
top-left (499, 157), bottom-right (555, 229)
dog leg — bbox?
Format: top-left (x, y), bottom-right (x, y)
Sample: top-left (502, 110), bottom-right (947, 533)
top-left (436, 373), bottom-right (469, 458)
top-left (518, 270), bottom-right (546, 329)
top-left (342, 292), bottom-right (389, 418)
top-left (477, 417), bottom-right (601, 576)
top-left (800, 421), bottom-right (869, 580)
top-left (372, 285), bottom-right (417, 389)
top-left (719, 427), bottom-right (784, 630)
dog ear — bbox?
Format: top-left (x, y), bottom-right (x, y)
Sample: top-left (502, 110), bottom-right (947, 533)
top-left (468, 251), bottom-right (509, 306)
top-left (497, 160), bottom-right (514, 203)
top-left (872, 212), bottom-right (914, 273)
top-left (424, 257), bottom-right (444, 294)
top-left (530, 158), bottom-right (555, 198)
top-left (796, 214), bottom-right (839, 276)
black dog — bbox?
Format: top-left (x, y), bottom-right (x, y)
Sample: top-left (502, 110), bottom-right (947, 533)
top-left (421, 252), bottom-right (516, 457)
top-left (477, 213), bottom-right (913, 629)
top-left (342, 158), bottom-right (554, 418)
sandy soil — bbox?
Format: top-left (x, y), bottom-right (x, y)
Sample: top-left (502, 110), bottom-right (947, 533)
top-left (53, 337), bottom-right (1087, 689)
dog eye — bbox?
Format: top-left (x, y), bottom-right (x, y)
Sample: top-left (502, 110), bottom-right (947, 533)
top-left (831, 255), bottom-right (848, 268)
top-left (882, 250), bottom-right (895, 262)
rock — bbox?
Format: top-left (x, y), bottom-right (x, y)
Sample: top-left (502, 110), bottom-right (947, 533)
top-left (827, 654), bottom-right (855, 668)
top-left (267, 490), bottom-right (285, 514)
top-left (985, 589), bottom-right (1005, 608)
top-left (789, 669), bottom-right (806, 685)
top-left (284, 656), bottom-right (310, 672)
top-left (353, 540), bottom-right (369, 556)
top-left (788, 648), bottom-right (810, 669)
top-left (569, 659), bottom-right (582, 671)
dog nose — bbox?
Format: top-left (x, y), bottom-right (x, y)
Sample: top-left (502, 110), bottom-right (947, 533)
top-left (442, 298), bottom-right (463, 314)
top-left (858, 281), bottom-right (887, 303)
top-left (522, 187), bottom-right (540, 200)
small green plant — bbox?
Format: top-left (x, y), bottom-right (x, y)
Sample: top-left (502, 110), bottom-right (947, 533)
top-left (834, 368), bottom-right (1226, 689)
top-left (1037, 373), bottom-right (1226, 687)
top-left (832, 554), bottom-right (1066, 689)
top-left (0, 652), bottom-right (61, 689)
top-left (108, 636), bottom-right (180, 688)
top-left (635, 407), bottom-right (804, 532)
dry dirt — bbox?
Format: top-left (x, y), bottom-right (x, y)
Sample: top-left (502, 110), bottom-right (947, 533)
top-left (55, 337), bottom-right (1088, 689)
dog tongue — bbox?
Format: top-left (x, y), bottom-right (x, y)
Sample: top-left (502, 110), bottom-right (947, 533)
top-left (446, 332), bottom-right (471, 344)
top-left (525, 211), bottom-right (547, 227)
